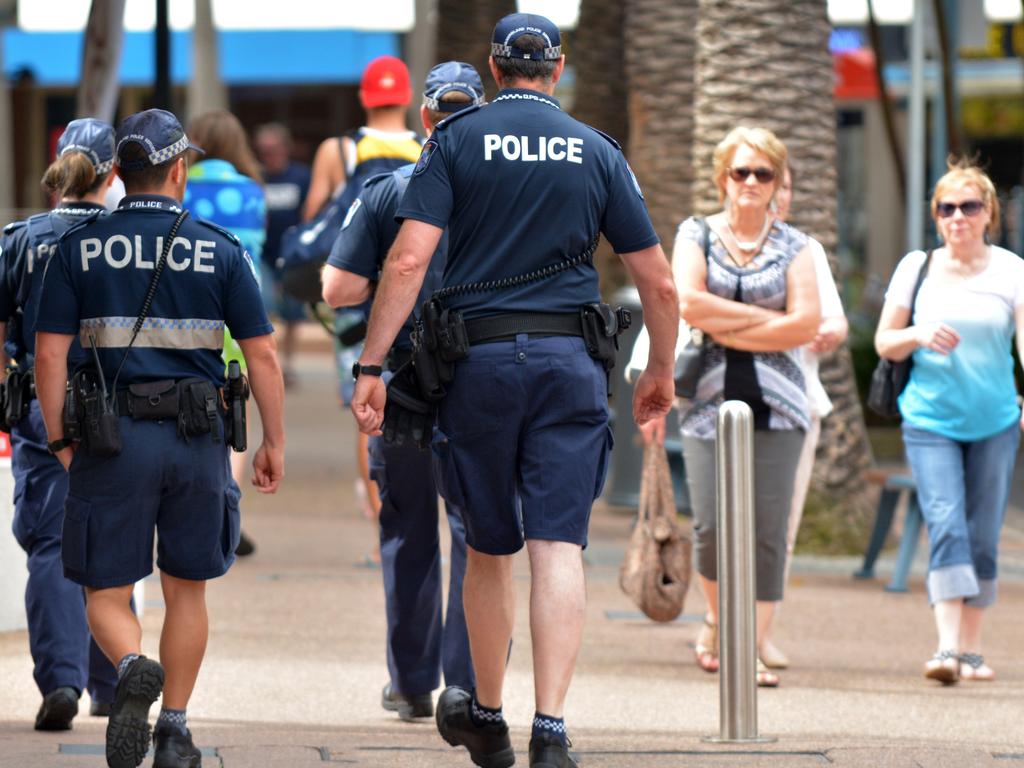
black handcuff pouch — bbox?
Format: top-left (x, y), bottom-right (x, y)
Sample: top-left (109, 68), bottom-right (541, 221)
top-left (580, 302), bottom-right (631, 371)
top-left (127, 379), bottom-right (179, 420)
top-left (176, 378), bottom-right (223, 443)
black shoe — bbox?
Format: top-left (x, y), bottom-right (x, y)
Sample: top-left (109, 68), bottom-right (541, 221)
top-left (34, 687), bottom-right (79, 731)
top-left (529, 732), bottom-right (578, 768)
top-left (90, 699), bottom-right (113, 717)
top-left (381, 682), bottom-right (433, 722)
top-left (106, 656), bottom-right (165, 768)
top-left (235, 531), bottom-right (256, 557)
top-left (436, 686), bottom-right (514, 768)
top-left (153, 725), bottom-right (202, 768)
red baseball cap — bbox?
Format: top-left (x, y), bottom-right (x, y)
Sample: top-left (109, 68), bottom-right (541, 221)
top-left (360, 55), bottom-right (413, 108)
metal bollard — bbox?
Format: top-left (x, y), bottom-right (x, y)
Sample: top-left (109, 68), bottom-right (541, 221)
top-left (704, 401), bottom-right (774, 744)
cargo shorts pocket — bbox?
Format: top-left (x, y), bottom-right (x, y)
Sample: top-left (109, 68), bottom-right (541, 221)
top-left (220, 483), bottom-right (241, 561)
top-left (61, 495), bottom-right (91, 574)
top-left (593, 426), bottom-right (615, 501)
top-left (431, 435), bottom-right (467, 510)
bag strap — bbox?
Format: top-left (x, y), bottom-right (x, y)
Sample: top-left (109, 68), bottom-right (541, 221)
top-left (909, 249), bottom-right (932, 312)
top-left (108, 210), bottom-right (190, 393)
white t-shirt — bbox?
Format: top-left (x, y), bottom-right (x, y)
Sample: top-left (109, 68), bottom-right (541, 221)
top-left (802, 237), bottom-right (845, 418)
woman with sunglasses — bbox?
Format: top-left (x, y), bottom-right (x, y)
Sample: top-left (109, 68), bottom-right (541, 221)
top-left (874, 160), bottom-right (1022, 685)
top-left (661, 126), bottom-right (820, 687)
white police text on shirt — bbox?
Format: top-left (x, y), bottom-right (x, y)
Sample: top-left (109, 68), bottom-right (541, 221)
top-left (483, 134), bottom-right (583, 164)
top-left (79, 235), bottom-right (217, 273)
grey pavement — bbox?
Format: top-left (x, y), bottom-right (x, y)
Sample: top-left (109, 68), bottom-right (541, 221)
top-left (1, 334), bottom-right (1023, 767)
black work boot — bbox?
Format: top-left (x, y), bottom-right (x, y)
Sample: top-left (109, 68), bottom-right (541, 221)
top-left (153, 725), bottom-right (202, 768)
top-left (436, 686), bottom-right (515, 768)
top-left (381, 682), bottom-right (434, 721)
top-left (34, 687), bottom-right (79, 731)
top-left (529, 732), bottom-right (578, 768)
top-left (105, 656), bottom-right (165, 768)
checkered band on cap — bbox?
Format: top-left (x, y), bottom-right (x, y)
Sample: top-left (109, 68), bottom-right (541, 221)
top-left (424, 83), bottom-right (485, 112)
top-left (490, 42), bottom-right (562, 60)
top-left (59, 144), bottom-right (114, 175)
top-left (148, 134), bottom-right (191, 165)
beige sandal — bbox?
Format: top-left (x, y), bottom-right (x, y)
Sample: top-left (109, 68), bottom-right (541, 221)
top-left (756, 658), bottom-right (780, 688)
top-left (695, 618), bottom-right (719, 673)
top-left (959, 653), bottom-right (994, 681)
top-left (924, 650), bottom-right (960, 685)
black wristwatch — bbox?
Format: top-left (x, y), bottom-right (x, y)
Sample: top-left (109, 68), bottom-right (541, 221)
top-left (351, 362), bottom-right (383, 380)
top-left (47, 437), bottom-right (73, 454)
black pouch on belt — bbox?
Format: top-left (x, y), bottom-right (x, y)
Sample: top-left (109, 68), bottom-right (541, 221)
top-left (127, 379), bottom-right (179, 420)
top-left (176, 378), bottom-right (222, 442)
top-left (580, 302), bottom-right (631, 371)
top-left (3, 368), bottom-right (32, 428)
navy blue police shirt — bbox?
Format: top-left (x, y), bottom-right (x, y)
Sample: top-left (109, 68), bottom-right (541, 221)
top-left (0, 204), bottom-right (106, 368)
top-left (37, 194), bottom-right (273, 387)
top-left (327, 164), bottom-right (447, 350)
top-left (396, 88), bottom-right (659, 318)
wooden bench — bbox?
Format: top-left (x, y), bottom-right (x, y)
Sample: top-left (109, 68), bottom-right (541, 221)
top-left (853, 469), bottom-right (923, 592)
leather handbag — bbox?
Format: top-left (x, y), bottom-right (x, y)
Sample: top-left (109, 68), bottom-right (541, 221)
top-left (619, 443), bottom-right (692, 622)
top-left (867, 250), bottom-right (932, 418)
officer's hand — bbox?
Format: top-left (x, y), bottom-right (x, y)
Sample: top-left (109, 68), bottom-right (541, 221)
top-left (632, 370), bottom-right (674, 427)
top-left (351, 374), bottom-right (386, 436)
top-left (252, 442), bottom-right (284, 494)
top-left (55, 445), bottom-right (75, 472)
top-left (638, 414), bottom-right (666, 446)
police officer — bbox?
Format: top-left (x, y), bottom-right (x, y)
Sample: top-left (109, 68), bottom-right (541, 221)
top-left (0, 119), bottom-right (121, 730)
top-left (322, 61), bottom-right (485, 722)
top-left (350, 13), bottom-right (678, 768)
top-left (34, 109), bottom-right (285, 768)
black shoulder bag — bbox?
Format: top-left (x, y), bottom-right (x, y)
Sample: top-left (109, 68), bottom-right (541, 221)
top-left (867, 250), bottom-right (932, 418)
top-left (673, 218), bottom-right (712, 399)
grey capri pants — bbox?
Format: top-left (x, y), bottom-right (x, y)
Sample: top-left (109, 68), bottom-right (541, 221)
top-left (682, 429), bottom-right (805, 602)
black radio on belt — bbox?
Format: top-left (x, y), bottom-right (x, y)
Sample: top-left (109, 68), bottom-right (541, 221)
top-left (411, 298), bottom-right (469, 402)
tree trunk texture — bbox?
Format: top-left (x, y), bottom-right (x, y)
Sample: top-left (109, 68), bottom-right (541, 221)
top-left (624, 0), bottom-right (698, 251)
top-left (694, 0), bottom-right (875, 537)
top-left (187, 0), bottom-right (228, 121)
top-left (76, 0), bottom-right (126, 123)
top-left (573, 0), bottom-right (631, 294)
top-left (434, 0), bottom-right (516, 101)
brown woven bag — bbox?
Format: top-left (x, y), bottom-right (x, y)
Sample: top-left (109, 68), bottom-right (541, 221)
top-left (619, 442), bottom-right (692, 622)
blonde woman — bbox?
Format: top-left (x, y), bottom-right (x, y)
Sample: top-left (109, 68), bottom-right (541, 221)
top-left (669, 126), bottom-right (820, 686)
top-left (874, 160), bottom-right (1023, 684)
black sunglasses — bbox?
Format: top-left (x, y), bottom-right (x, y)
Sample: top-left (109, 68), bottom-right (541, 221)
top-left (936, 199), bottom-right (985, 218)
top-left (728, 166), bottom-right (776, 184)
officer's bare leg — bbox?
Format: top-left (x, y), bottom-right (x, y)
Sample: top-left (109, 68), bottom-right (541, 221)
top-left (85, 585), bottom-right (141, 665)
top-left (158, 573), bottom-right (208, 709)
top-left (527, 540), bottom-right (585, 717)
top-left (463, 548), bottom-right (515, 708)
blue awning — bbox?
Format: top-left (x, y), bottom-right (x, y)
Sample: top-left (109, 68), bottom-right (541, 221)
top-left (2, 28), bottom-right (402, 86)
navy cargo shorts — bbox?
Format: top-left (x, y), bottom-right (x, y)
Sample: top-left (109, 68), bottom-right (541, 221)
top-left (433, 334), bottom-right (613, 555)
top-left (61, 416), bottom-right (240, 588)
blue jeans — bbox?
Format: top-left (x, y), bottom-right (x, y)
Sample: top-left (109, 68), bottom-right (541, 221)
top-left (902, 421), bottom-right (1020, 607)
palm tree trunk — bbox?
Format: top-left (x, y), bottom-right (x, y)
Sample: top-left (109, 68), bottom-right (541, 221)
top-left (77, 0), bottom-right (126, 123)
top-left (435, 0), bottom-right (516, 101)
top-left (694, 0), bottom-right (875, 537)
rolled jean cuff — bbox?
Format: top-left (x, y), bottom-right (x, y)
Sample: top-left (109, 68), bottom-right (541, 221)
top-left (964, 578), bottom-right (997, 608)
top-left (926, 563), bottom-right (979, 604)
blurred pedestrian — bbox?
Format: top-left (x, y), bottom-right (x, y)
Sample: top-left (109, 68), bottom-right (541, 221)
top-left (671, 126), bottom-right (820, 687)
top-left (874, 159), bottom-right (1023, 684)
top-left (254, 123), bottom-right (310, 387)
top-left (758, 162), bottom-right (848, 670)
top-left (350, 13), bottom-right (677, 767)
top-left (0, 118), bottom-right (121, 730)
top-left (184, 108), bottom-right (267, 559)
top-left (322, 60), bottom-right (486, 723)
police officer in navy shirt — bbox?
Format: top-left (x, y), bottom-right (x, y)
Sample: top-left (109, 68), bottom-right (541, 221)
top-left (35, 109), bottom-right (285, 768)
top-left (322, 60), bottom-right (485, 723)
top-left (0, 119), bottom-right (121, 731)
top-left (350, 14), bottom-right (678, 768)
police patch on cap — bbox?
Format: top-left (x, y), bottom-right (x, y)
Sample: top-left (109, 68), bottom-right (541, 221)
top-left (414, 139), bottom-right (439, 176)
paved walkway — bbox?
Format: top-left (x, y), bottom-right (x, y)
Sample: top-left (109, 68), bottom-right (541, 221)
top-left (1, 341), bottom-right (1022, 767)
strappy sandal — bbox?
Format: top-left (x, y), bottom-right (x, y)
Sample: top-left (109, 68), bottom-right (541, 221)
top-left (756, 658), bottom-right (780, 688)
top-left (959, 653), bottom-right (995, 682)
top-left (923, 649), bottom-right (960, 685)
top-left (694, 618), bottom-right (719, 673)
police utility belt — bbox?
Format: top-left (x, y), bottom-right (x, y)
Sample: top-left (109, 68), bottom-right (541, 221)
top-left (57, 209), bottom-right (250, 458)
top-left (0, 365), bottom-right (35, 433)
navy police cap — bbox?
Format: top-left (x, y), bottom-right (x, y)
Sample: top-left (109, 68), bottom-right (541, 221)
top-left (58, 118), bottom-right (116, 175)
top-left (115, 108), bottom-right (204, 171)
top-left (491, 13), bottom-right (562, 61)
top-left (423, 61), bottom-right (485, 113)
